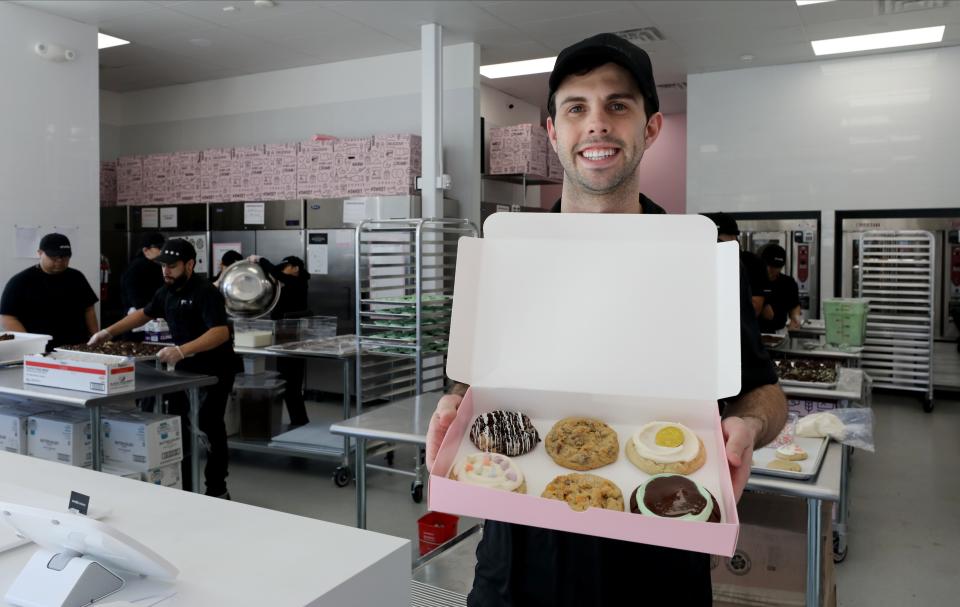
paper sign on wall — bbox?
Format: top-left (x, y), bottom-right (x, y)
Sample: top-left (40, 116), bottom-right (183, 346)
top-left (141, 208), bottom-right (159, 229)
top-left (342, 199), bottom-right (366, 226)
top-left (244, 202), bottom-right (265, 225)
top-left (159, 207), bottom-right (178, 229)
top-left (14, 226), bottom-right (40, 259)
top-left (212, 242), bottom-right (242, 270)
top-left (181, 233), bottom-right (208, 274)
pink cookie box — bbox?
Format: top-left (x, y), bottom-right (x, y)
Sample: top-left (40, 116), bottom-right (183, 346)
top-left (334, 137), bottom-right (372, 198)
top-left (366, 134), bottom-right (421, 196)
top-left (100, 161), bottom-right (117, 206)
top-left (297, 140), bottom-right (337, 199)
top-left (429, 213), bottom-right (743, 557)
top-left (201, 149), bottom-right (235, 203)
top-left (547, 146), bottom-right (564, 182)
top-left (489, 123), bottom-right (548, 177)
top-left (117, 156), bottom-right (143, 206)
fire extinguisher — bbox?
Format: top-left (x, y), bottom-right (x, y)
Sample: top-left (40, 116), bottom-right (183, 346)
top-left (100, 254), bottom-right (111, 303)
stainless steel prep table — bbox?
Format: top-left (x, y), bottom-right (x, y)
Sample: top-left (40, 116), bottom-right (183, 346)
top-left (0, 363), bottom-right (216, 490)
top-left (768, 336), bottom-right (862, 367)
top-left (332, 393), bottom-right (841, 607)
top-left (231, 344), bottom-right (356, 485)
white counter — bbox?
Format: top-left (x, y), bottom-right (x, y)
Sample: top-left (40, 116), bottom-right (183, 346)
top-left (0, 452), bottom-right (409, 606)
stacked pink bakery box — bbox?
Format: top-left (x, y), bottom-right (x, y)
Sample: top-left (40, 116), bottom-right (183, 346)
top-left (489, 123), bottom-right (549, 177)
top-left (296, 139), bottom-right (337, 199)
top-left (430, 213), bottom-right (743, 556)
top-left (366, 134), bottom-right (422, 196)
top-left (170, 151), bottom-right (201, 203)
top-left (233, 145), bottom-right (266, 202)
top-left (200, 148), bottom-right (235, 203)
top-left (116, 156), bottom-right (143, 206)
top-left (261, 143), bottom-right (298, 201)
top-left (547, 146), bottom-right (564, 181)
top-left (333, 138), bottom-right (371, 198)
top-left (142, 153), bottom-right (174, 204)
top-left (100, 161), bottom-right (117, 207)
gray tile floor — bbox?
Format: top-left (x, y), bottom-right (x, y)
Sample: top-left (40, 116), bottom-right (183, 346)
top-left (224, 392), bottom-right (959, 606)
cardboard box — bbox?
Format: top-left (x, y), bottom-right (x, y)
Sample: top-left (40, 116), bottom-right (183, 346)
top-left (489, 123), bottom-right (548, 176)
top-left (23, 352), bottom-right (136, 395)
top-left (100, 161), bottom-right (117, 206)
top-left (334, 137), bottom-right (372, 198)
top-left (0, 402), bottom-right (61, 454)
top-left (117, 155), bottom-right (143, 206)
top-left (297, 139), bottom-right (337, 199)
top-left (547, 146), bottom-right (563, 182)
top-left (366, 134), bottom-right (421, 196)
top-left (260, 144), bottom-right (298, 200)
top-left (170, 151), bottom-right (201, 203)
top-left (142, 153), bottom-right (174, 204)
top-left (142, 462), bottom-right (183, 490)
top-left (101, 409), bottom-right (183, 472)
top-left (788, 399), bottom-right (838, 418)
top-left (102, 465), bottom-right (142, 480)
top-left (430, 213), bottom-right (742, 555)
top-left (201, 148), bottom-right (235, 203)
top-left (27, 410), bottom-right (93, 468)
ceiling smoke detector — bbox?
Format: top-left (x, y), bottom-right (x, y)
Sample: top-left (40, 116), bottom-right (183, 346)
top-left (616, 27), bottom-right (667, 44)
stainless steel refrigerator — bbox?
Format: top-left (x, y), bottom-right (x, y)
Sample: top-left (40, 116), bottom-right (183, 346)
top-left (208, 200), bottom-right (305, 281)
top-left (128, 204), bottom-right (211, 277)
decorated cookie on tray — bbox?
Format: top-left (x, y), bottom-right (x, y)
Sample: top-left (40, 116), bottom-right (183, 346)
top-left (630, 474), bottom-right (721, 523)
top-left (625, 421), bottom-right (706, 475)
top-left (545, 417), bottom-right (619, 471)
top-left (469, 410), bottom-right (541, 456)
top-left (450, 452), bottom-right (526, 494)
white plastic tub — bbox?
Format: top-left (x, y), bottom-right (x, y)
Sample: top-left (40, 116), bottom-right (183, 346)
top-left (0, 332), bottom-right (52, 363)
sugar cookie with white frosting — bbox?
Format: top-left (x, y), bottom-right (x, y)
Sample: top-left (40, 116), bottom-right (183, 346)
top-left (775, 443), bottom-right (808, 461)
top-left (625, 421), bottom-right (706, 475)
top-left (450, 452), bottom-right (527, 494)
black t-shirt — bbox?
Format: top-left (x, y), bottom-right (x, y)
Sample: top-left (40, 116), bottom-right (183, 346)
top-left (121, 254), bottom-right (165, 310)
top-left (258, 258), bottom-right (311, 320)
top-left (758, 273), bottom-right (800, 334)
top-left (740, 250), bottom-right (770, 304)
top-left (143, 273), bottom-right (234, 372)
top-left (0, 266), bottom-right (98, 349)
top-left (468, 196), bottom-right (778, 607)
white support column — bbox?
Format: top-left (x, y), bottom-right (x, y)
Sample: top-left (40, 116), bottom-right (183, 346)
top-left (421, 23), bottom-right (443, 219)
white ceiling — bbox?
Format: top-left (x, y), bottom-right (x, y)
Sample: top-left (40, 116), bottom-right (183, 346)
top-left (14, 0), bottom-right (960, 114)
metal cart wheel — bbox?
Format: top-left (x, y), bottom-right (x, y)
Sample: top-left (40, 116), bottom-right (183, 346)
top-left (333, 466), bottom-right (352, 487)
top-left (411, 481), bottom-right (424, 503)
top-left (385, 451), bottom-right (395, 466)
top-left (922, 396), bottom-right (934, 413)
top-left (833, 531), bottom-right (848, 563)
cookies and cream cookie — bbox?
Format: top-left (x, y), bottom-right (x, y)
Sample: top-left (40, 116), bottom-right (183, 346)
top-left (450, 452), bottom-right (526, 493)
top-left (775, 443), bottom-right (808, 461)
top-left (469, 411), bottom-right (541, 456)
top-left (541, 473), bottom-right (624, 512)
top-left (545, 417), bottom-right (619, 471)
top-left (629, 474), bottom-right (721, 523)
top-left (625, 421), bottom-right (706, 475)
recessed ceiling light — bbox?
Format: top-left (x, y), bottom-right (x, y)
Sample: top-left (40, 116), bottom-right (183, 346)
top-left (98, 32), bottom-right (129, 50)
top-left (222, 5), bottom-right (237, 12)
top-left (740, 54), bottom-right (755, 62)
top-left (190, 38), bottom-right (213, 48)
top-left (479, 56), bottom-right (557, 79)
top-left (253, 0), bottom-right (276, 7)
top-left (796, 1), bottom-right (835, 5)
top-left (812, 25), bottom-right (945, 56)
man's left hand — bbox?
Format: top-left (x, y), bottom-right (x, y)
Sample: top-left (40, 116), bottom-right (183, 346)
top-left (157, 346), bottom-right (184, 366)
top-left (722, 416), bottom-right (762, 502)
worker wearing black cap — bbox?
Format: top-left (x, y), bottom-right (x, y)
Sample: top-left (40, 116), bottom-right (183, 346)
top-left (121, 232), bottom-right (166, 316)
top-left (704, 213), bottom-right (770, 317)
top-left (91, 238), bottom-right (238, 498)
top-left (425, 33), bottom-right (787, 607)
top-left (211, 249), bottom-right (243, 287)
top-left (0, 233), bottom-right (99, 349)
top-left (247, 254), bottom-right (312, 426)
top-left (759, 244), bottom-right (802, 333)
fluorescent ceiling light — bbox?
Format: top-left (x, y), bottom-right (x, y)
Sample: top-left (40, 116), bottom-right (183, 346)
top-left (796, 1), bottom-right (835, 5)
top-left (480, 56), bottom-right (556, 79)
top-left (98, 32), bottom-right (129, 50)
top-left (812, 26), bottom-right (944, 56)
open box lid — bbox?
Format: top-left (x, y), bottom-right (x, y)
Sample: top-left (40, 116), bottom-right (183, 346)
top-left (447, 213), bottom-right (741, 402)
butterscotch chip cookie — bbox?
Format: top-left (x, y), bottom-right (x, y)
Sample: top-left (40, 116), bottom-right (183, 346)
top-left (545, 417), bottom-right (619, 471)
top-left (767, 459), bottom-right (802, 473)
top-left (541, 473), bottom-right (624, 512)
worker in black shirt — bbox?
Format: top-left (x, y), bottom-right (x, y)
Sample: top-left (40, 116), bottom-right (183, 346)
top-left (0, 233), bottom-right (99, 349)
top-left (705, 213), bottom-right (770, 316)
top-left (425, 34), bottom-right (788, 607)
top-left (120, 232), bottom-right (166, 343)
top-left (758, 244), bottom-right (802, 333)
top-left (211, 249), bottom-right (243, 287)
top-left (90, 239), bottom-right (238, 498)
top-left (248, 254), bottom-right (312, 426)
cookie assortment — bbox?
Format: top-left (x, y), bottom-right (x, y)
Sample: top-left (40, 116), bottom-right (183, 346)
top-left (451, 410), bottom-right (724, 524)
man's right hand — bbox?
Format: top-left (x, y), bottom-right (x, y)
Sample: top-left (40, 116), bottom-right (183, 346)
top-left (87, 329), bottom-right (112, 346)
top-left (425, 393), bottom-right (463, 472)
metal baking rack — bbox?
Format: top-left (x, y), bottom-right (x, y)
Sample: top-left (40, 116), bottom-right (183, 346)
top-left (353, 218), bottom-right (477, 502)
top-left (858, 230), bottom-right (935, 411)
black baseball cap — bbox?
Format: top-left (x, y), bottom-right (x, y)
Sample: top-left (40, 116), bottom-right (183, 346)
top-left (762, 244), bottom-right (787, 268)
top-left (139, 232), bottom-right (165, 250)
top-left (549, 33), bottom-right (659, 115)
top-left (704, 212), bottom-right (740, 237)
top-left (221, 250), bottom-right (243, 266)
top-left (39, 233), bottom-right (72, 258)
top-left (281, 255), bottom-right (305, 271)
top-left (155, 238), bottom-right (197, 264)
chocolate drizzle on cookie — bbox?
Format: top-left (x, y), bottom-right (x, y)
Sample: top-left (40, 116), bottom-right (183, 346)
top-left (469, 411), bottom-right (540, 457)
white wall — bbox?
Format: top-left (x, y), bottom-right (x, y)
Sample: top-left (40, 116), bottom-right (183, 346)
top-left (687, 46), bottom-right (960, 299)
top-left (0, 3), bottom-right (99, 303)
top-left (479, 85), bottom-right (542, 208)
top-left (102, 43), bottom-right (482, 227)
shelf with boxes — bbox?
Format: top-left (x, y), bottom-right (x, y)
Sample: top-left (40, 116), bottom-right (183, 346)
top-left (102, 134), bottom-right (423, 207)
top-left (482, 123), bottom-right (563, 210)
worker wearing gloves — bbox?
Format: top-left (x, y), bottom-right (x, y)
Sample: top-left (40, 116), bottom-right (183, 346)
top-left (1, 233), bottom-right (99, 350)
top-left (120, 232), bottom-right (166, 339)
top-left (90, 238), bottom-right (238, 498)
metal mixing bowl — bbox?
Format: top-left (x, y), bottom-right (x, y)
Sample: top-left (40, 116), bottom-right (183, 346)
top-left (219, 260), bottom-right (282, 319)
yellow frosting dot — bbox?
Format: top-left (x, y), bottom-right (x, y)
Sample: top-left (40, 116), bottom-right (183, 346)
top-left (655, 426), bottom-right (684, 448)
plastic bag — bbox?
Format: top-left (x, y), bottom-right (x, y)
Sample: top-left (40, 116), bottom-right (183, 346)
top-left (796, 407), bottom-right (874, 452)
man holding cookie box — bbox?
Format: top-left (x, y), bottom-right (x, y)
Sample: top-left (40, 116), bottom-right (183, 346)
top-left (426, 33), bottom-right (787, 606)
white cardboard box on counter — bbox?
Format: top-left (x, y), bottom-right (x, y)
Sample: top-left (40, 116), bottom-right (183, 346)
top-left (101, 410), bottom-right (183, 472)
top-left (27, 410), bottom-right (93, 468)
top-left (430, 213), bottom-right (743, 556)
top-left (23, 352), bottom-right (135, 394)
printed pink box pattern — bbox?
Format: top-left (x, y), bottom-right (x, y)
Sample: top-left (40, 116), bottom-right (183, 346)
top-left (489, 123), bottom-right (548, 176)
top-left (100, 161), bottom-right (117, 206)
top-left (116, 156), bottom-right (143, 206)
top-left (297, 139), bottom-right (337, 199)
